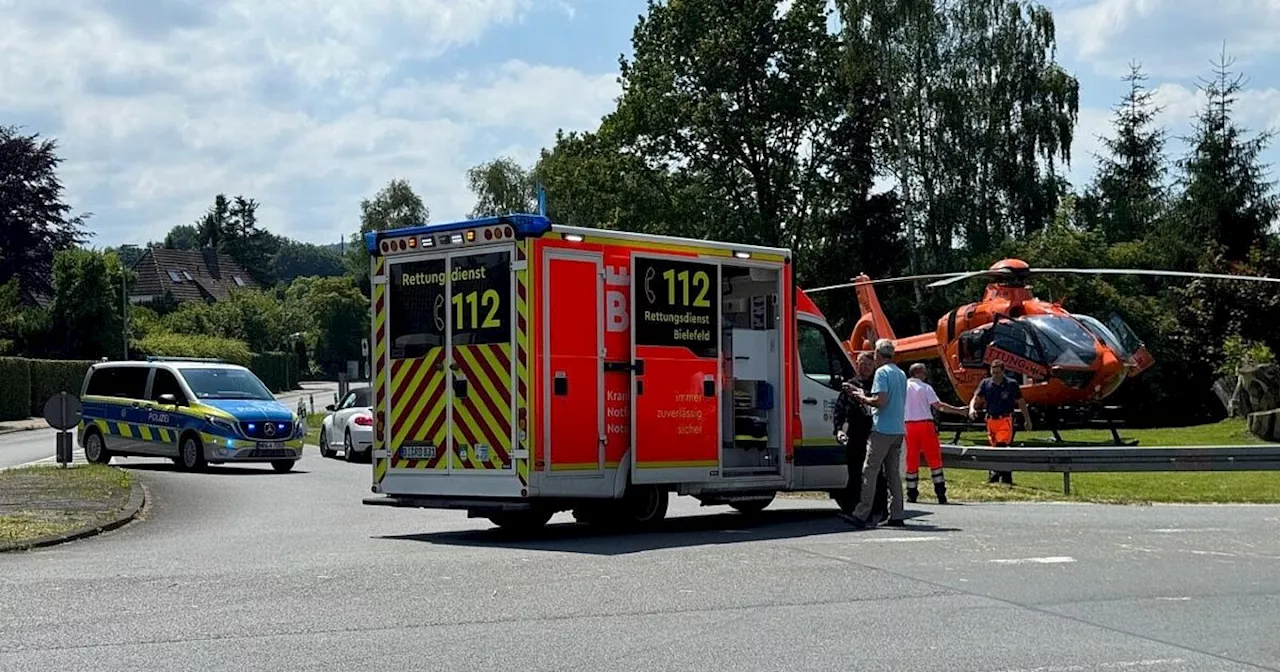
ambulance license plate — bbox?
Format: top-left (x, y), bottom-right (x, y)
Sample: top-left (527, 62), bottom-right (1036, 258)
top-left (402, 444), bottom-right (436, 459)
top-left (257, 441), bottom-right (284, 451)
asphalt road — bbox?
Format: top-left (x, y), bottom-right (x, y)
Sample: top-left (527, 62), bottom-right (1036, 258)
top-left (0, 383), bottom-right (338, 470)
top-left (3, 444), bottom-right (1280, 672)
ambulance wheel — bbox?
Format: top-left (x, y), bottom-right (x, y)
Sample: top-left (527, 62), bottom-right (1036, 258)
top-left (83, 429), bottom-right (112, 465)
top-left (729, 494), bottom-right (774, 515)
top-left (487, 510), bottom-right (553, 532)
top-left (620, 484), bottom-right (668, 527)
top-left (178, 433), bottom-right (208, 472)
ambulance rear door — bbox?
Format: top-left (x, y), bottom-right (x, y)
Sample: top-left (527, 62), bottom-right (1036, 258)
top-left (629, 253), bottom-right (721, 484)
top-left (379, 227), bottom-right (522, 497)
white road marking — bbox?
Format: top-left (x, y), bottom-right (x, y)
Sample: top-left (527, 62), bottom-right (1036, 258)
top-left (1156, 596), bottom-right (1191, 601)
top-left (995, 658), bottom-right (1185, 672)
top-left (1149, 528), bottom-right (1231, 533)
top-left (1190, 550), bottom-right (1236, 557)
top-left (855, 536), bottom-right (941, 543)
top-left (989, 556), bottom-right (1076, 565)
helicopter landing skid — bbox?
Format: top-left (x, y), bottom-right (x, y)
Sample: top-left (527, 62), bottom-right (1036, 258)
top-left (939, 404), bottom-right (1139, 447)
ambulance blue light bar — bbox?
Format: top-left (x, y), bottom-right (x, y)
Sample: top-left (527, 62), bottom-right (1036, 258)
top-left (365, 213), bottom-right (552, 255)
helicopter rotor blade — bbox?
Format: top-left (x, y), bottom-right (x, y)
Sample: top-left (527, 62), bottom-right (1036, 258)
top-left (1028, 268), bottom-right (1280, 283)
top-left (924, 270), bottom-right (994, 288)
top-left (805, 272), bottom-right (973, 294)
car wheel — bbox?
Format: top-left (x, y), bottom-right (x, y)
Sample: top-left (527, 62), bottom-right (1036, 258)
top-left (179, 434), bottom-right (207, 471)
top-left (271, 460), bottom-right (296, 473)
top-left (82, 429), bottom-right (112, 465)
top-left (319, 427), bottom-right (334, 458)
top-left (343, 428), bottom-right (358, 463)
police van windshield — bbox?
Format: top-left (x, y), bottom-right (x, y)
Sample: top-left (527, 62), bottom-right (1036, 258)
top-left (179, 368), bottom-right (275, 401)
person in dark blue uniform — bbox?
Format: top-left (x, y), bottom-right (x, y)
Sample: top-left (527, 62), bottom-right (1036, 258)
top-left (833, 351), bottom-right (889, 521)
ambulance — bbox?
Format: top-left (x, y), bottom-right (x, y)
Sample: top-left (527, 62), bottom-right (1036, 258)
top-left (360, 213), bottom-right (864, 531)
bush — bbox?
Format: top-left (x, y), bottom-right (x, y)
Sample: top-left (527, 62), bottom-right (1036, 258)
top-left (29, 359), bottom-right (96, 416)
top-left (132, 333), bottom-right (253, 367)
top-left (0, 358), bottom-right (32, 421)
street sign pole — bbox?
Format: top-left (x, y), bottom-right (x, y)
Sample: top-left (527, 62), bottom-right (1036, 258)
top-left (44, 391), bottom-right (83, 469)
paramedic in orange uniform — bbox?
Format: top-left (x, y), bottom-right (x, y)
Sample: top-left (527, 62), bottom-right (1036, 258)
top-left (968, 359), bottom-right (1032, 485)
top-left (904, 363), bottom-right (967, 504)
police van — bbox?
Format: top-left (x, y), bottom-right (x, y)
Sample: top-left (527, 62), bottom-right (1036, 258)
top-left (78, 357), bottom-right (306, 472)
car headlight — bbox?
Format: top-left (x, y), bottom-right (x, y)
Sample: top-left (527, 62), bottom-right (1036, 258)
top-left (206, 415), bottom-right (237, 434)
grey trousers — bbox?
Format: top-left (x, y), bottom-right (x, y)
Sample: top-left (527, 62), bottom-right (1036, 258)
top-left (852, 431), bottom-right (905, 522)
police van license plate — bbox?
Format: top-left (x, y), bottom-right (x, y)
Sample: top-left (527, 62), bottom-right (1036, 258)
top-left (257, 442), bottom-right (285, 451)
top-left (402, 444), bottom-right (436, 459)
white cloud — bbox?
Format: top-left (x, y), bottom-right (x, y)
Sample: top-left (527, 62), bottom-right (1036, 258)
top-left (1054, 0), bottom-right (1280, 79)
top-left (0, 0), bottom-right (618, 247)
top-left (1065, 82), bottom-right (1280, 189)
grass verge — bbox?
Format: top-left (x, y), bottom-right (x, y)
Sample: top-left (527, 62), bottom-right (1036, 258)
top-left (0, 464), bottom-right (133, 546)
top-left (303, 413), bottom-right (326, 448)
top-left (781, 418), bottom-right (1279, 505)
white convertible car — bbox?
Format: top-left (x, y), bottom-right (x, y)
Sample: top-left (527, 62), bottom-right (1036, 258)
top-left (318, 385), bottom-right (372, 462)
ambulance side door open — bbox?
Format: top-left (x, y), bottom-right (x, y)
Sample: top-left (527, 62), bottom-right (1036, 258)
top-left (794, 318), bottom-right (854, 488)
top-left (630, 253), bottom-right (722, 484)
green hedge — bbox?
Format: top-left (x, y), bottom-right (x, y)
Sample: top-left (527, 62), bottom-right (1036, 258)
top-left (132, 333), bottom-right (253, 367)
top-left (29, 359), bottom-right (97, 416)
top-left (0, 358), bottom-right (32, 421)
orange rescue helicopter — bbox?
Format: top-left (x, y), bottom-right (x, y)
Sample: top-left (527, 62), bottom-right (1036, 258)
top-left (806, 258), bottom-right (1280, 408)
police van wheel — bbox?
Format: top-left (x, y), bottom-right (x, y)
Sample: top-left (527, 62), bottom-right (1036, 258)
top-left (83, 430), bottom-right (111, 465)
top-left (271, 460), bottom-right (296, 473)
top-left (179, 434), bottom-right (207, 471)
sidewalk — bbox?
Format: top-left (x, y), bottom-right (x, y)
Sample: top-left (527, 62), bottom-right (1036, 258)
top-left (0, 419), bottom-right (50, 435)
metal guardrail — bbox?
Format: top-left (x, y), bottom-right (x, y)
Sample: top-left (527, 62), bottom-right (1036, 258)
top-left (941, 443), bottom-right (1280, 494)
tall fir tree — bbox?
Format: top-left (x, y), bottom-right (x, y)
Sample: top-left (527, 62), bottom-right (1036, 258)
top-left (1079, 61), bottom-right (1169, 244)
top-left (1173, 48), bottom-right (1279, 264)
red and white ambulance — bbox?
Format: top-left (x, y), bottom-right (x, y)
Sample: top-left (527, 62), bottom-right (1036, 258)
top-left (361, 214), bottom-right (864, 530)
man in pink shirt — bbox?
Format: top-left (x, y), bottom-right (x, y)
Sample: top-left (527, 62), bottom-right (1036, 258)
top-left (904, 363), bottom-right (968, 504)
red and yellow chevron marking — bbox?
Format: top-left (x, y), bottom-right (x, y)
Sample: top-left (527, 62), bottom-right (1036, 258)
top-left (450, 343), bottom-right (513, 470)
top-left (372, 256), bottom-right (389, 486)
top-left (515, 240), bottom-right (530, 488)
top-left (389, 347), bottom-right (450, 470)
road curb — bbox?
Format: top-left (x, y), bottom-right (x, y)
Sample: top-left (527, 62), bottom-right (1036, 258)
top-left (0, 425), bottom-right (44, 436)
top-left (0, 470), bottom-right (147, 554)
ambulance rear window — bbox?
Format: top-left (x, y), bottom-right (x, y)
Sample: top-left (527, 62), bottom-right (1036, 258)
top-left (389, 258), bottom-right (446, 359)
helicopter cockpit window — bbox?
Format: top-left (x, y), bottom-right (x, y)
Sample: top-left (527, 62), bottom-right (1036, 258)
top-left (1105, 312), bottom-right (1144, 355)
top-left (1020, 314), bottom-right (1098, 366)
top-left (958, 327), bottom-right (993, 368)
top-left (798, 320), bottom-right (854, 389)
top-left (992, 319), bottom-right (1043, 366)
top-left (1074, 314), bottom-right (1129, 357)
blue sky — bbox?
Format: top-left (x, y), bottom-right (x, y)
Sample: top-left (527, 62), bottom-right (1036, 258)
top-left (3, 0), bottom-right (1278, 249)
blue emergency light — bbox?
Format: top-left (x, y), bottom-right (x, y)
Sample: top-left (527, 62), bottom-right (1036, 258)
top-left (364, 213), bottom-right (553, 255)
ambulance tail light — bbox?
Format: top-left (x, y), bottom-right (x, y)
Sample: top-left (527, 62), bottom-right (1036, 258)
top-left (375, 411), bottom-right (385, 439)
top-left (564, 233), bottom-right (584, 243)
